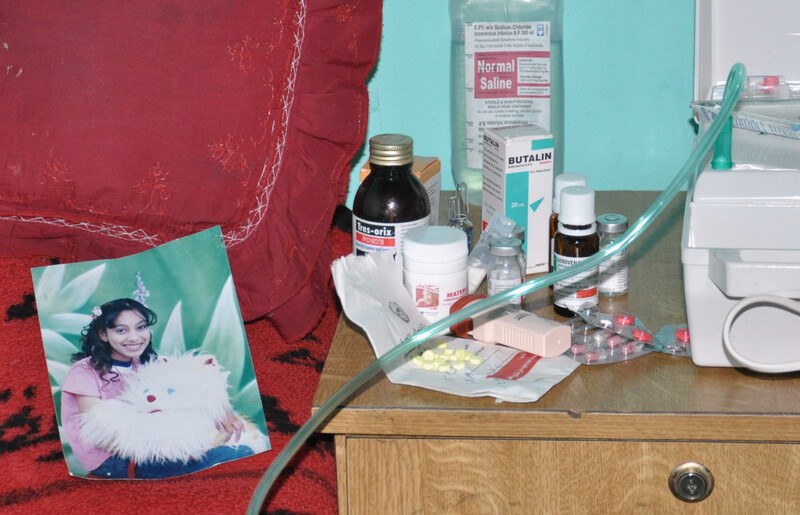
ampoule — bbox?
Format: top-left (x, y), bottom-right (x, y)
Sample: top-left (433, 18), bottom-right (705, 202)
top-left (447, 182), bottom-right (474, 250)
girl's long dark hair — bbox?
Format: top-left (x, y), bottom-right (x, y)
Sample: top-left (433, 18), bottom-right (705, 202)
top-left (72, 298), bottom-right (158, 378)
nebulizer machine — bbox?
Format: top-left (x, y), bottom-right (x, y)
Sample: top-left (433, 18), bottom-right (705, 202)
top-left (681, 0), bottom-right (800, 372)
top-left (246, 63), bottom-right (750, 512)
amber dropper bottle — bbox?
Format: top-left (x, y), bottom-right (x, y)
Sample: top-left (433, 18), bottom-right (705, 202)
top-left (549, 173), bottom-right (587, 275)
top-left (552, 185), bottom-right (599, 317)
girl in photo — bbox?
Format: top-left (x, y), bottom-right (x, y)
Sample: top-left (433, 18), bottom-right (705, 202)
top-left (60, 298), bottom-right (251, 479)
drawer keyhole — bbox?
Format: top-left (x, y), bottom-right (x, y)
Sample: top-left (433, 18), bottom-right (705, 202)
top-left (668, 462), bottom-right (714, 503)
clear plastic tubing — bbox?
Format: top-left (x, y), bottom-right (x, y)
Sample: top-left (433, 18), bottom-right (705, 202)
top-left (246, 63), bottom-right (746, 513)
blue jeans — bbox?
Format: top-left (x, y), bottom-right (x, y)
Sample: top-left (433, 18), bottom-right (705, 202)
top-left (91, 446), bottom-right (255, 479)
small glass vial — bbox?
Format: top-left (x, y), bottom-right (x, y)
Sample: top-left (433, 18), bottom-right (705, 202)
top-left (352, 134), bottom-right (431, 271)
top-left (507, 224), bottom-right (527, 277)
top-left (487, 237), bottom-right (524, 306)
top-left (553, 186), bottom-right (599, 317)
top-left (403, 226), bottom-right (469, 323)
top-left (597, 213), bottom-right (629, 297)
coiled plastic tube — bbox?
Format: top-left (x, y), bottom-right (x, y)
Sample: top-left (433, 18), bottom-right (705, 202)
top-left (247, 63), bottom-right (746, 513)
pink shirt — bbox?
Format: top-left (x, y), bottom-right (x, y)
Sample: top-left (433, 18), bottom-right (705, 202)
top-left (61, 357), bottom-right (138, 473)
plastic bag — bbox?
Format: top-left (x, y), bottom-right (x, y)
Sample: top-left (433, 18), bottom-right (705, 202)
top-left (332, 252), bottom-right (579, 403)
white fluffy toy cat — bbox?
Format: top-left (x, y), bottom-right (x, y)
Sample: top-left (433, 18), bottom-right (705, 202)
top-left (79, 352), bottom-right (269, 464)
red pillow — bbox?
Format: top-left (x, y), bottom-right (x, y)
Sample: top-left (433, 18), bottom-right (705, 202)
top-left (0, 1), bottom-right (380, 340)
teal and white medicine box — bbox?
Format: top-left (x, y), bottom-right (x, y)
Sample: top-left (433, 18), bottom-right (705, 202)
top-left (481, 125), bottom-right (554, 274)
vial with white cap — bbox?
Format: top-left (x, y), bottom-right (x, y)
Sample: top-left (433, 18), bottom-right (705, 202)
top-left (553, 185), bottom-right (600, 317)
top-left (550, 174), bottom-right (588, 274)
top-left (403, 225), bottom-right (468, 323)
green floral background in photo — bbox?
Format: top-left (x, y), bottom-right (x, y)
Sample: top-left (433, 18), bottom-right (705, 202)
top-left (31, 226), bottom-right (269, 476)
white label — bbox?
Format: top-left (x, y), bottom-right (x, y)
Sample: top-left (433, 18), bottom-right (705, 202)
top-left (487, 277), bottom-right (523, 306)
top-left (353, 215), bottom-right (431, 271)
top-left (553, 254), bottom-right (598, 312)
top-left (599, 249), bottom-right (629, 294)
top-left (464, 21), bottom-right (551, 169)
top-left (404, 279), bottom-right (468, 323)
top-left (693, 104), bottom-right (800, 141)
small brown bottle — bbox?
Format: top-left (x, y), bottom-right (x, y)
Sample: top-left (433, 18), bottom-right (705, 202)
top-left (352, 134), bottom-right (431, 269)
top-left (549, 173), bottom-right (588, 274)
top-left (552, 185), bottom-right (599, 317)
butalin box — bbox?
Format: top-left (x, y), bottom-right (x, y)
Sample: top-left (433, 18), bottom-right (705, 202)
top-left (481, 125), bottom-right (554, 274)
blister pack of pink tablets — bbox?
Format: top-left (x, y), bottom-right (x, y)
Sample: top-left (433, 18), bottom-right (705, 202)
top-left (567, 305), bottom-right (654, 365)
top-left (567, 318), bottom-right (651, 365)
top-left (652, 324), bottom-right (691, 357)
top-left (572, 304), bottom-right (692, 362)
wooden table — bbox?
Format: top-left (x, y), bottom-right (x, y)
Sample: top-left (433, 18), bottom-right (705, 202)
top-left (313, 191), bottom-right (800, 513)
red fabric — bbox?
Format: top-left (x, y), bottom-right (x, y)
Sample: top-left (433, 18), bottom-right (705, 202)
top-left (0, 225), bottom-right (353, 514)
top-left (0, 0), bottom-right (380, 341)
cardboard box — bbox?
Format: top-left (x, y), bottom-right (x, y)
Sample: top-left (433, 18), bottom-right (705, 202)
top-left (481, 125), bottom-right (554, 274)
top-left (359, 156), bottom-right (441, 225)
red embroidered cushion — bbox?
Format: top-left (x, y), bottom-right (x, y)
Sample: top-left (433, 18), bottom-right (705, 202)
top-left (0, 1), bottom-right (380, 340)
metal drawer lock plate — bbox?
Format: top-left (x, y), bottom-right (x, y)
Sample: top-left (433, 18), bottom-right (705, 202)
top-left (669, 462), bottom-right (714, 502)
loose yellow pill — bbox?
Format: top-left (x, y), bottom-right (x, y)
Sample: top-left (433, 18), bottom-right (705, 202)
top-left (438, 364), bottom-right (451, 372)
top-left (422, 361), bottom-right (436, 370)
top-left (453, 360), bottom-right (466, 370)
top-left (411, 356), bottom-right (423, 367)
top-left (436, 341), bottom-right (448, 349)
top-left (421, 350), bottom-right (435, 360)
top-left (469, 356), bottom-right (483, 365)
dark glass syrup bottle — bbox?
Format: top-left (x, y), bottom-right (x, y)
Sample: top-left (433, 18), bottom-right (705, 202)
top-left (352, 134), bottom-right (431, 269)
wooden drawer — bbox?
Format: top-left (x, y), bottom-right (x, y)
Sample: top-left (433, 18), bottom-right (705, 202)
top-left (338, 436), bottom-right (800, 514)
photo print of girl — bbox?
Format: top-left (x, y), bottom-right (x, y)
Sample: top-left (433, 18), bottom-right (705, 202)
top-left (32, 227), bottom-right (270, 479)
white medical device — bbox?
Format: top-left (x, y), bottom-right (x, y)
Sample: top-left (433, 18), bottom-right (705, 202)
top-left (682, 0), bottom-right (800, 370)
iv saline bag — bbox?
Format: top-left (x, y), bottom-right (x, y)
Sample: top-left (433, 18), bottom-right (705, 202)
top-left (450, 0), bottom-right (565, 205)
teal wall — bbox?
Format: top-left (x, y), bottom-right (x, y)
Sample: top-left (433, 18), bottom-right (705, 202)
top-left (345, 0), bottom-right (697, 207)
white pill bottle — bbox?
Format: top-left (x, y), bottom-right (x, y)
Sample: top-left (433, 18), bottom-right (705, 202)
top-left (403, 226), bottom-right (469, 323)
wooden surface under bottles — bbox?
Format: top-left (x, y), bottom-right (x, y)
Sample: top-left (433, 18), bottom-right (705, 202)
top-left (314, 190), bottom-right (800, 514)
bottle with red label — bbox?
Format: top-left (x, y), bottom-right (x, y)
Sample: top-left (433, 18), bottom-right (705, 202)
top-left (449, 0), bottom-right (565, 205)
top-left (352, 134), bottom-right (431, 271)
top-left (552, 185), bottom-right (599, 317)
